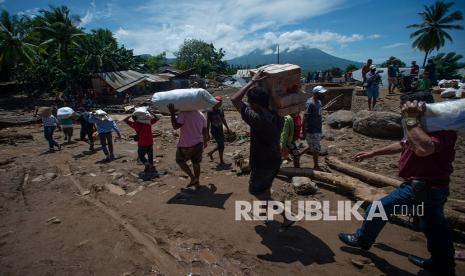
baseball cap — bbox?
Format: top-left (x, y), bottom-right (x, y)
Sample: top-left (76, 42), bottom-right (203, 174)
top-left (370, 65), bottom-right (377, 70)
top-left (313, 86), bottom-right (327, 94)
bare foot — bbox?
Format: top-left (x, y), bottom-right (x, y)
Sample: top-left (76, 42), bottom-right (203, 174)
top-left (186, 178), bottom-right (200, 189)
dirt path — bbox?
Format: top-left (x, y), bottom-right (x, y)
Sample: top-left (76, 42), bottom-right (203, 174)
top-left (1, 89), bottom-right (465, 275)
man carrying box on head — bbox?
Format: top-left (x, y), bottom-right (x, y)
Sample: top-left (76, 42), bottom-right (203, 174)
top-left (302, 85), bottom-right (326, 170)
top-left (231, 70), bottom-right (296, 231)
top-left (168, 104), bottom-right (208, 190)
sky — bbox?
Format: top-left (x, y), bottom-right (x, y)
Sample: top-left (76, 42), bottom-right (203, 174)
top-left (2, 0), bottom-right (465, 64)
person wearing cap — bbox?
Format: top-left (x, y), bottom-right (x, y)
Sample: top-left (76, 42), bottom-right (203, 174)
top-left (88, 110), bottom-right (122, 162)
top-left (302, 85), bottom-right (326, 170)
top-left (366, 65), bottom-right (381, 110)
top-left (207, 96), bottom-right (231, 168)
top-left (361, 59), bottom-right (373, 88)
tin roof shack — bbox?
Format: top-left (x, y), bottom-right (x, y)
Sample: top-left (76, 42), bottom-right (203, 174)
top-left (92, 70), bottom-right (169, 103)
top-left (303, 83), bottom-right (354, 111)
top-left (157, 68), bottom-right (194, 89)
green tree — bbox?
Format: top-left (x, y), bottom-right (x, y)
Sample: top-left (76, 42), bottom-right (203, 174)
top-left (0, 10), bottom-right (38, 81)
top-left (380, 56), bottom-right (406, 67)
top-left (36, 5), bottom-right (83, 62)
top-left (345, 64), bottom-right (358, 72)
top-left (144, 52), bottom-right (166, 73)
top-left (408, 1), bottom-right (463, 67)
top-left (175, 39), bottom-right (227, 77)
top-left (431, 52), bottom-right (464, 79)
top-left (330, 67), bottom-right (342, 77)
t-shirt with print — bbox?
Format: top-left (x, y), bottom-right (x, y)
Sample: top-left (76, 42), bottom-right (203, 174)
top-left (177, 111), bottom-right (207, 148)
top-left (305, 98), bottom-right (322, 134)
top-left (240, 104), bottom-right (283, 170)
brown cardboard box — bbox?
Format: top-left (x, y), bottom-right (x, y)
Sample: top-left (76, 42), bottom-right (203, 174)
top-left (252, 64), bottom-right (301, 98)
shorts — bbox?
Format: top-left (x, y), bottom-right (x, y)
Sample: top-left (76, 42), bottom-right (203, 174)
top-left (211, 126), bottom-right (225, 151)
top-left (249, 168), bottom-right (280, 195)
top-left (285, 142), bottom-right (300, 159)
top-left (367, 87), bottom-right (379, 99)
top-left (306, 133), bottom-right (321, 153)
top-left (388, 77), bottom-right (397, 85)
top-left (176, 142), bottom-right (203, 164)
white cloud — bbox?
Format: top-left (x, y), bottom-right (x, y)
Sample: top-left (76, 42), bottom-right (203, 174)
top-left (17, 8), bottom-right (39, 17)
top-left (79, 0), bottom-right (113, 27)
top-left (113, 0), bottom-right (379, 58)
top-left (384, 42), bottom-right (407, 49)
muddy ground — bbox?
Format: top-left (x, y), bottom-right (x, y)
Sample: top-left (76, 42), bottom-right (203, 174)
top-left (0, 88), bottom-right (464, 275)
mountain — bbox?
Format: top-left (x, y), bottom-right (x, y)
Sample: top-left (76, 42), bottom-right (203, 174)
top-left (227, 47), bottom-right (363, 71)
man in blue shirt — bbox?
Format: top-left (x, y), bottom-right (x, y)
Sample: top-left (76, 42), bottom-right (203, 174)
top-left (302, 86), bottom-right (326, 170)
top-left (88, 110), bottom-right (121, 162)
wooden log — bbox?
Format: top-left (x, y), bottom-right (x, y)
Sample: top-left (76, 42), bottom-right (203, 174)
top-left (325, 156), bottom-right (401, 188)
top-left (278, 167), bottom-right (465, 232)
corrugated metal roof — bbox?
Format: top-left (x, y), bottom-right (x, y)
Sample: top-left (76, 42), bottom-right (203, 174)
top-left (95, 70), bottom-right (168, 92)
top-left (236, 69), bottom-right (253, 78)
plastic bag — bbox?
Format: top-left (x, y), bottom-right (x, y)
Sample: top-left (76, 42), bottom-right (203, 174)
top-left (151, 88), bottom-right (218, 113)
top-left (57, 107), bottom-right (75, 119)
top-left (421, 98), bottom-right (465, 134)
top-left (440, 88), bottom-right (456, 98)
top-left (132, 106), bottom-right (153, 124)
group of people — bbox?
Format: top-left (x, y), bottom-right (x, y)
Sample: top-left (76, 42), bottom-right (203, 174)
top-left (37, 66), bottom-right (457, 275)
top-left (361, 58), bottom-right (438, 111)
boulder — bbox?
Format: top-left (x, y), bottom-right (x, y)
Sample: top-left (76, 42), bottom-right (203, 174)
top-left (353, 110), bottom-right (402, 139)
top-left (292, 177), bottom-right (318, 195)
top-left (326, 110), bottom-right (354, 128)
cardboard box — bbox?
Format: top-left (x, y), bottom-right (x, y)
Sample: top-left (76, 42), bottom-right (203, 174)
top-left (252, 64), bottom-right (301, 98)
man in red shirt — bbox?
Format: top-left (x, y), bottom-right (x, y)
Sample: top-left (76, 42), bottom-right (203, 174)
top-left (124, 112), bottom-right (159, 174)
top-left (339, 92), bottom-right (457, 276)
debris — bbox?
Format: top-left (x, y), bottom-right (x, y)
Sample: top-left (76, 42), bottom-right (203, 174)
top-left (46, 217), bottom-right (61, 224)
top-left (292, 177), bottom-right (318, 195)
top-left (199, 248), bottom-right (218, 265)
top-left (44, 172), bottom-right (57, 179)
top-left (351, 259), bottom-right (365, 269)
top-left (105, 183), bottom-right (126, 196)
top-left (106, 169), bottom-right (116, 173)
top-left (81, 190), bottom-right (91, 196)
top-left (89, 173), bottom-right (97, 177)
top-left (32, 175), bottom-right (44, 182)
top-left (76, 240), bottom-right (90, 248)
top-left (110, 172), bottom-right (124, 181)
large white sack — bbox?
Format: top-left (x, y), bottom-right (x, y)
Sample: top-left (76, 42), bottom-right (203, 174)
top-left (151, 88), bottom-right (218, 113)
top-left (132, 106), bottom-right (153, 124)
top-left (421, 98), bottom-right (465, 134)
top-left (57, 107), bottom-right (74, 119)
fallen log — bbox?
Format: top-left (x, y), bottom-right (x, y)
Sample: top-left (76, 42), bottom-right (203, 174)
top-left (278, 167), bottom-right (465, 232)
top-left (325, 156), bottom-right (401, 188)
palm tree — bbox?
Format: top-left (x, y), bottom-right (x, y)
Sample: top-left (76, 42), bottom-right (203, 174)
top-left (0, 10), bottom-right (38, 81)
top-left (36, 5), bottom-right (82, 62)
top-left (408, 1), bottom-right (463, 67)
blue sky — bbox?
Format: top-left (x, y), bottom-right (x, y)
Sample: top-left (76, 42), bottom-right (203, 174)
top-left (2, 0), bottom-right (465, 64)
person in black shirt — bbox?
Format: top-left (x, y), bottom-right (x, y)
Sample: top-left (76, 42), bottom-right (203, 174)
top-left (207, 96), bottom-right (231, 167)
top-left (231, 70), bottom-right (295, 231)
top-left (78, 107), bottom-right (95, 151)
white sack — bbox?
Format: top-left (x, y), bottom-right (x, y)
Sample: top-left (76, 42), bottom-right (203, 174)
top-left (57, 107), bottom-right (74, 119)
top-left (151, 88), bottom-right (218, 113)
top-left (132, 106), bottom-right (153, 124)
top-left (421, 98), bottom-right (465, 134)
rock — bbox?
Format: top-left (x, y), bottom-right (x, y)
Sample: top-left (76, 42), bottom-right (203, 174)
top-left (81, 190), bottom-right (91, 196)
top-left (353, 110), bottom-right (402, 138)
top-left (292, 177), bottom-right (318, 195)
top-left (32, 175), bottom-right (44, 182)
top-left (110, 172), bottom-right (123, 181)
top-left (351, 259), bottom-right (364, 269)
top-left (46, 217), bottom-right (61, 224)
top-left (44, 173), bottom-right (57, 180)
top-left (106, 169), bottom-right (116, 173)
top-left (326, 110), bottom-right (354, 128)
top-left (89, 173), bottom-right (97, 177)
top-left (105, 183), bottom-right (126, 196)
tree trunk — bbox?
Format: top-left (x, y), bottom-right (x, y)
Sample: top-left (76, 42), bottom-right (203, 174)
top-left (278, 167), bottom-right (465, 231)
top-left (422, 50), bottom-right (429, 68)
top-left (325, 157), bottom-right (401, 188)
